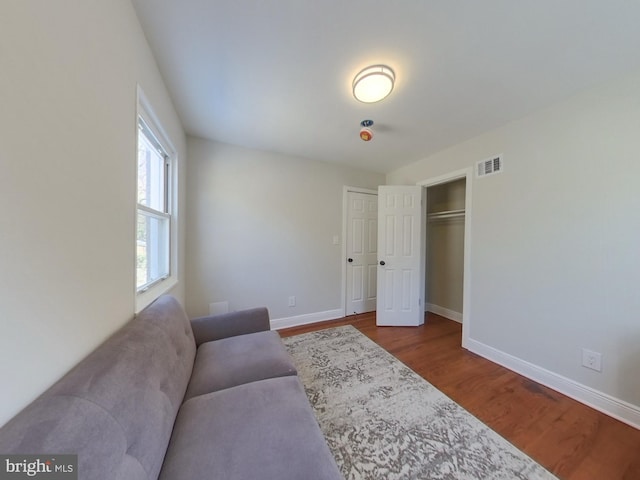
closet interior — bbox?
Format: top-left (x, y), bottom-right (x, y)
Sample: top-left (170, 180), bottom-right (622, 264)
top-left (426, 178), bottom-right (466, 323)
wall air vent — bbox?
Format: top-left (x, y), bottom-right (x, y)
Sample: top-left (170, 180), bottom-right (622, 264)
top-left (476, 154), bottom-right (503, 178)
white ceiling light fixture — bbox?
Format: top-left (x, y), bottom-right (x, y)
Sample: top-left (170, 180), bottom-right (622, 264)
top-left (352, 65), bottom-right (395, 103)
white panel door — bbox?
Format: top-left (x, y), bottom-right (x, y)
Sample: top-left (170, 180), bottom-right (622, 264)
top-left (346, 191), bottom-right (378, 314)
top-left (376, 185), bottom-right (426, 326)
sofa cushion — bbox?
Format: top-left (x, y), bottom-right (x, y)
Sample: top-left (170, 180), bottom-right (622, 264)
top-left (184, 330), bottom-right (297, 400)
top-left (159, 376), bottom-right (343, 480)
top-left (0, 295), bottom-right (196, 480)
top-left (0, 395), bottom-right (146, 480)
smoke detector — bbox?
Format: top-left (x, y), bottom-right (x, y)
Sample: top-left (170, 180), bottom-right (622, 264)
top-left (359, 119), bottom-right (374, 142)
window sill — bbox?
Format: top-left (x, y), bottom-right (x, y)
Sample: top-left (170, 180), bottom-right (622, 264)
top-left (135, 275), bottom-right (178, 314)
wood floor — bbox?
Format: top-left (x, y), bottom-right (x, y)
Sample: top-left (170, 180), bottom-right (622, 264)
top-left (280, 312), bottom-right (640, 480)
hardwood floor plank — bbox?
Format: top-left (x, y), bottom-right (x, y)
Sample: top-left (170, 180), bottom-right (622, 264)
top-left (279, 312), bottom-right (640, 480)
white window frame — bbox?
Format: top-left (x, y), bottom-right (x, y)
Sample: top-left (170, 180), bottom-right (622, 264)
top-left (135, 86), bottom-right (178, 313)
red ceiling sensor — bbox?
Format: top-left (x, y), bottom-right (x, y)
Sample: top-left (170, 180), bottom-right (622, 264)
top-left (360, 120), bottom-right (374, 141)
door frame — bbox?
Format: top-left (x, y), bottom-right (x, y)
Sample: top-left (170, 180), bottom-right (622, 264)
top-left (417, 167), bottom-right (472, 349)
top-left (341, 185), bottom-right (378, 317)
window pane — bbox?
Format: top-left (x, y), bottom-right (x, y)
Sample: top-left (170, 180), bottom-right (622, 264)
top-left (137, 211), bottom-right (170, 289)
top-left (137, 126), bottom-right (166, 212)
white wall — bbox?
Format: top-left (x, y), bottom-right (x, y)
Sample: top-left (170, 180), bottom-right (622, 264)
top-left (186, 137), bottom-right (384, 322)
top-left (0, 0), bottom-right (186, 426)
top-left (387, 69), bottom-right (640, 424)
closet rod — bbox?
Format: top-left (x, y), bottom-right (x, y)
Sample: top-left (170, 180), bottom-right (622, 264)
top-left (427, 209), bottom-right (465, 221)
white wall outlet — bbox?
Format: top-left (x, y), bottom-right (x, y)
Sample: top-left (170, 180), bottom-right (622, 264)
top-left (288, 296), bottom-right (296, 307)
top-left (582, 348), bottom-right (602, 372)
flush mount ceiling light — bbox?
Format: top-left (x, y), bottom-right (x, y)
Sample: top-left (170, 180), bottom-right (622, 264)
top-left (352, 65), bottom-right (395, 103)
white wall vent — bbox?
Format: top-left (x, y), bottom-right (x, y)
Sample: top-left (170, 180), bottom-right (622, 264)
top-left (476, 154), bottom-right (503, 178)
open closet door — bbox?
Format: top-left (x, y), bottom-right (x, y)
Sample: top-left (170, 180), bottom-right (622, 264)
top-left (376, 185), bottom-right (426, 326)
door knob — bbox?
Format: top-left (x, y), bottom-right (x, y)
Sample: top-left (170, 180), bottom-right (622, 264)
top-left (347, 258), bottom-right (353, 263)
top-left (379, 260), bottom-right (386, 266)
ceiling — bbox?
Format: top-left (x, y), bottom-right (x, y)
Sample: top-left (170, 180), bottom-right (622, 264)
top-left (131, 0), bottom-right (640, 174)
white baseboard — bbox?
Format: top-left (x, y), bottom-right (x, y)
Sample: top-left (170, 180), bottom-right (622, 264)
top-left (427, 303), bottom-right (462, 323)
top-left (465, 337), bottom-right (640, 430)
top-left (271, 308), bottom-right (344, 330)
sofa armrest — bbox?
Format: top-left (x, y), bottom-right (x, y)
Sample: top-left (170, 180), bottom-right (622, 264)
top-left (190, 307), bottom-right (271, 346)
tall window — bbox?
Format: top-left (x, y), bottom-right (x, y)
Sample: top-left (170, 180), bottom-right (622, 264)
top-left (136, 116), bottom-right (171, 292)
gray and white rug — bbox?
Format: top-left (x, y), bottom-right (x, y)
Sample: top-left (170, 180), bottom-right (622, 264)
top-left (283, 325), bottom-right (558, 480)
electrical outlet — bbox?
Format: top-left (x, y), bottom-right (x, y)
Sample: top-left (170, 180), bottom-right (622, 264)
top-left (288, 296), bottom-right (296, 307)
top-left (582, 348), bottom-right (602, 372)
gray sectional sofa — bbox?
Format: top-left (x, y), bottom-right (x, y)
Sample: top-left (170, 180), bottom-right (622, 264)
top-left (0, 295), bottom-right (343, 480)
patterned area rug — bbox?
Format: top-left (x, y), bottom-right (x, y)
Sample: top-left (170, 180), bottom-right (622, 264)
top-left (283, 325), bottom-right (558, 480)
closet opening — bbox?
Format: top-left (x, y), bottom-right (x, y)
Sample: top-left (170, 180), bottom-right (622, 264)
top-left (425, 177), bottom-right (466, 324)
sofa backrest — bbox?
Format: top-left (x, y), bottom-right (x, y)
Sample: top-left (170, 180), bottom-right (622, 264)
top-left (0, 295), bottom-right (196, 480)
